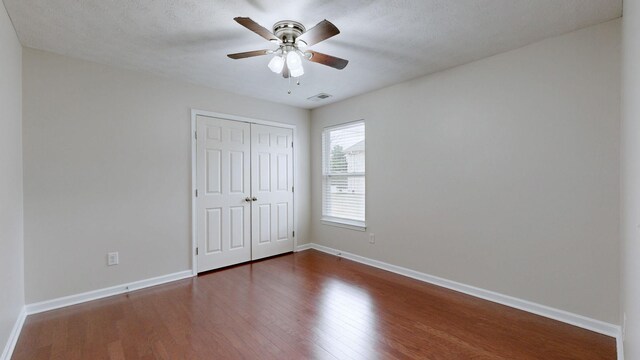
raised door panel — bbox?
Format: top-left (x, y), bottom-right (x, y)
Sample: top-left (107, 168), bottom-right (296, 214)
top-left (206, 150), bottom-right (222, 195)
top-left (258, 153), bottom-right (271, 192)
top-left (276, 203), bottom-right (289, 241)
top-left (229, 151), bottom-right (245, 194)
top-left (229, 206), bottom-right (245, 249)
top-left (206, 208), bottom-right (222, 254)
top-left (276, 153), bottom-right (289, 192)
top-left (258, 204), bottom-right (271, 244)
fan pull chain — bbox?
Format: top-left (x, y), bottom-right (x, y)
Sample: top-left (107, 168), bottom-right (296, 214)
top-left (287, 78), bottom-right (301, 94)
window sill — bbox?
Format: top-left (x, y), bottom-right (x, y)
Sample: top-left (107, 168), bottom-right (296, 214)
top-left (321, 218), bottom-right (367, 232)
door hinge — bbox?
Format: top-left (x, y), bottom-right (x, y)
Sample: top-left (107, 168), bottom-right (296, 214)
top-left (194, 131), bottom-right (197, 140)
top-left (292, 231), bottom-right (295, 237)
top-left (196, 247), bottom-right (199, 255)
top-left (195, 189), bottom-right (198, 197)
top-left (292, 186), bottom-right (294, 193)
top-left (291, 141), bottom-right (294, 148)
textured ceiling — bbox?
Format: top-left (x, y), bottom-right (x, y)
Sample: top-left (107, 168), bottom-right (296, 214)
top-left (4, 0), bottom-right (622, 109)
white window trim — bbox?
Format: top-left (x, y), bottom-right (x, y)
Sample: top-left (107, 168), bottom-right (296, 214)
top-left (321, 120), bottom-right (366, 231)
top-left (321, 217), bottom-right (367, 231)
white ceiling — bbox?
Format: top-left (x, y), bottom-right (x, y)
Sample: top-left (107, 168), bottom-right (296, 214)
top-left (3, 0), bottom-right (622, 109)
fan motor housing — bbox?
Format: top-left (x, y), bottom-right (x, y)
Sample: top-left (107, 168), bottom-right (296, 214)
top-left (273, 20), bottom-right (305, 44)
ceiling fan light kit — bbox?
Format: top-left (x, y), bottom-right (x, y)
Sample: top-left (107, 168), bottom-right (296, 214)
top-left (228, 17), bottom-right (349, 92)
top-left (267, 55), bottom-right (284, 73)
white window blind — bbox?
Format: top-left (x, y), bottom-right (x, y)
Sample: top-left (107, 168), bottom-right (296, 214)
top-left (322, 121), bottom-right (365, 229)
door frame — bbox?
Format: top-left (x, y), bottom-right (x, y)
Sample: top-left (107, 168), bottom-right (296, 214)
top-left (190, 109), bottom-right (298, 275)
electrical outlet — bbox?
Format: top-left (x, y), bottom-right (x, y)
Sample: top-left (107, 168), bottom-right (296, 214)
top-left (107, 252), bottom-right (119, 266)
top-left (369, 233), bottom-right (375, 244)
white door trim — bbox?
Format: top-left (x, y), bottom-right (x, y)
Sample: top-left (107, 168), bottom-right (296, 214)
top-left (191, 109), bottom-right (298, 275)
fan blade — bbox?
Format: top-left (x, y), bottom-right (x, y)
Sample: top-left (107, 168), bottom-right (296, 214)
top-left (234, 17), bottom-right (279, 42)
top-left (282, 64), bottom-right (290, 78)
top-left (227, 49), bottom-right (270, 59)
top-left (297, 20), bottom-right (340, 46)
top-left (306, 51), bottom-right (348, 70)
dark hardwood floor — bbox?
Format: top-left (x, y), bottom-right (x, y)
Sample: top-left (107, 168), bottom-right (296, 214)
top-left (13, 250), bottom-right (615, 359)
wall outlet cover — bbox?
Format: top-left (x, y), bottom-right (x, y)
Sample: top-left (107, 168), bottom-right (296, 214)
top-left (107, 252), bottom-right (119, 266)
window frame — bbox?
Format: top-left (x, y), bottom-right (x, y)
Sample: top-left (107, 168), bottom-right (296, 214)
top-left (321, 120), bottom-right (366, 231)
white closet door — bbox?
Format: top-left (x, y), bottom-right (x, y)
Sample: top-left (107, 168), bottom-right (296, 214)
top-left (196, 116), bottom-right (251, 272)
top-left (250, 124), bottom-right (294, 260)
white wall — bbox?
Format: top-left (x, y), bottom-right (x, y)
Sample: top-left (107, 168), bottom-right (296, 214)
top-left (22, 48), bottom-right (310, 303)
top-left (311, 20), bottom-right (621, 324)
top-left (0, 0), bottom-right (23, 355)
top-left (621, 0), bottom-right (640, 356)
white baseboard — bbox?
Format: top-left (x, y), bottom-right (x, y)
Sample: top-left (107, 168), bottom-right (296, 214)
top-left (11, 248), bottom-right (625, 359)
top-left (1, 306), bottom-right (26, 360)
top-left (295, 243), bottom-right (312, 252)
top-left (25, 270), bottom-right (193, 315)
top-left (300, 243), bottom-right (621, 340)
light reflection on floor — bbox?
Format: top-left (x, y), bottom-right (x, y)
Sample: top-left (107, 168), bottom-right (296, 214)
top-left (315, 278), bottom-right (379, 360)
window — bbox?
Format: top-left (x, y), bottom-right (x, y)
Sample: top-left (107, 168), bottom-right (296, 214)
top-left (322, 121), bottom-right (365, 230)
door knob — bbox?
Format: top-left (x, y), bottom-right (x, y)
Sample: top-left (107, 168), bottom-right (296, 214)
top-left (252, 197), bottom-right (258, 201)
top-left (245, 197), bottom-right (252, 202)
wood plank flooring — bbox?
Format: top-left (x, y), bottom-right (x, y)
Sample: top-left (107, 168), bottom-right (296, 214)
top-left (13, 250), bottom-right (615, 359)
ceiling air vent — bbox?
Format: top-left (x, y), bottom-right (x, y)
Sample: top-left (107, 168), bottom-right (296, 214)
top-left (307, 93), bottom-right (332, 101)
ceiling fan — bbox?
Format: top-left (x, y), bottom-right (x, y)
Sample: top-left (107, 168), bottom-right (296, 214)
top-left (227, 17), bottom-right (348, 79)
